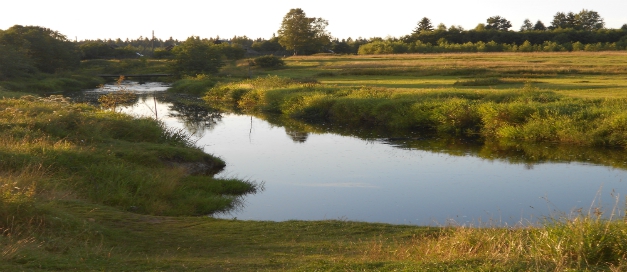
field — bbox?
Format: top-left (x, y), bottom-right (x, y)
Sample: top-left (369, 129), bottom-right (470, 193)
top-left (4, 52), bottom-right (627, 271)
top-left (266, 52), bottom-right (627, 98)
top-left (207, 52), bottom-right (627, 150)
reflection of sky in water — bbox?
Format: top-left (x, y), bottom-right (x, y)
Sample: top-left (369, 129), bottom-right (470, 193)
top-left (203, 114), bottom-right (627, 226)
top-left (115, 87), bottom-right (627, 226)
top-left (85, 81), bottom-right (171, 93)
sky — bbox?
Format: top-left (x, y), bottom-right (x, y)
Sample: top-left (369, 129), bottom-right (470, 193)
top-left (2, 1), bottom-right (626, 41)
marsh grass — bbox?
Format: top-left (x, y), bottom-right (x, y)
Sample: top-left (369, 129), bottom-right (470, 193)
top-left (168, 74), bottom-right (220, 95)
top-left (454, 77), bottom-right (505, 86)
top-left (96, 76), bottom-right (137, 111)
top-left (204, 76), bottom-right (627, 148)
top-left (349, 192), bottom-right (627, 271)
top-left (0, 95), bottom-right (259, 242)
top-left (0, 73), bottom-right (104, 94)
top-left (3, 198), bottom-right (626, 270)
top-left (253, 52), bottom-right (627, 97)
top-left (5, 52), bottom-right (627, 270)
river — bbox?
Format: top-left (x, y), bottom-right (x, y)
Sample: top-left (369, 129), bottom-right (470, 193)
top-left (85, 81), bottom-right (627, 226)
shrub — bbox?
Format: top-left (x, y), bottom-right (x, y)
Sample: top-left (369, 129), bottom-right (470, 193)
top-left (170, 37), bottom-right (224, 76)
top-left (169, 74), bottom-right (218, 95)
top-left (253, 55), bottom-right (285, 68)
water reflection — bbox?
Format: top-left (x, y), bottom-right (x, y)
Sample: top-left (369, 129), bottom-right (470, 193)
top-left (81, 82), bottom-right (627, 226)
top-left (285, 127), bottom-right (309, 143)
top-left (204, 113), bottom-right (627, 226)
top-left (256, 111), bottom-right (627, 171)
top-left (166, 98), bottom-right (222, 137)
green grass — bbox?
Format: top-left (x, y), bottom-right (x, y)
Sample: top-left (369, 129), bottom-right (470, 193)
top-left (203, 76), bottom-right (627, 149)
top-left (168, 74), bottom-right (220, 95)
top-left (227, 52), bottom-right (627, 99)
top-left (0, 73), bottom-right (104, 94)
top-left (3, 200), bottom-right (627, 271)
top-left (0, 95), bottom-right (259, 215)
top-left (80, 58), bottom-right (172, 78)
top-left (0, 95), bottom-right (261, 270)
top-left (207, 52), bottom-right (627, 150)
top-left (0, 58), bottom-right (174, 95)
top-left (5, 52), bottom-right (627, 270)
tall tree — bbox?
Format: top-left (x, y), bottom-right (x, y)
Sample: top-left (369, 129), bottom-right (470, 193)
top-left (550, 10), bottom-right (603, 30)
top-left (448, 25), bottom-right (463, 34)
top-left (475, 23), bottom-right (486, 31)
top-left (520, 19), bottom-right (533, 31)
top-left (550, 12), bottom-right (567, 29)
top-left (533, 20), bottom-right (547, 31)
top-left (485, 16), bottom-right (512, 31)
top-left (565, 12), bottom-right (578, 28)
top-left (0, 25), bottom-right (79, 73)
top-left (170, 36), bottom-right (224, 76)
top-left (577, 9), bottom-right (605, 30)
top-left (0, 44), bottom-right (36, 79)
top-left (277, 8), bottom-right (330, 55)
top-left (413, 17), bottom-right (433, 35)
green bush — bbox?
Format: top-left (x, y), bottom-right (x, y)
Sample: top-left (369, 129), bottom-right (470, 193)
top-left (169, 74), bottom-right (218, 95)
top-left (253, 55), bottom-right (285, 68)
top-left (170, 37), bottom-right (224, 76)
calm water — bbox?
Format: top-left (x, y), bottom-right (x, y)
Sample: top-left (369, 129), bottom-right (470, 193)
top-left (95, 82), bottom-right (627, 226)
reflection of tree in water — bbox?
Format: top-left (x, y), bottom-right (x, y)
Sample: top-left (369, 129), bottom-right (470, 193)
top-left (167, 100), bottom-right (222, 137)
top-left (251, 111), bottom-right (627, 170)
top-left (284, 127), bottom-right (309, 143)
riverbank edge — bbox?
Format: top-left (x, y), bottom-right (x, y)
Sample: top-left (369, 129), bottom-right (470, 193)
top-left (0, 94), bottom-right (268, 269)
top-left (1, 77), bottom-right (625, 270)
top-left (202, 76), bottom-right (627, 150)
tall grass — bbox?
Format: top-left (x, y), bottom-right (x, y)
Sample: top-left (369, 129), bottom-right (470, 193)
top-left (204, 77), bottom-right (627, 148)
top-left (357, 200), bottom-right (627, 271)
top-left (168, 74), bottom-right (219, 95)
top-left (0, 95), bottom-right (259, 232)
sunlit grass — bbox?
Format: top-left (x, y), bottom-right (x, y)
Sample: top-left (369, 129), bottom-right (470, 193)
top-left (203, 76), bottom-right (627, 148)
top-left (5, 51), bottom-right (627, 270)
top-left (224, 52), bottom-right (627, 100)
top-left (0, 95), bottom-right (260, 262)
top-left (3, 199), bottom-right (626, 271)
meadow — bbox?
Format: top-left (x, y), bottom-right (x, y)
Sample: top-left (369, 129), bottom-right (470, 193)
top-left (260, 52), bottom-right (627, 98)
top-left (3, 52), bottom-right (627, 270)
top-left (205, 52), bottom-right (627, 149)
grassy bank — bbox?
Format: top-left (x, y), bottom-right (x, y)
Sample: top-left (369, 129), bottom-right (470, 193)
top-left (0, 95), bottom-right (260, 213)
top-left (3, 199), bottom-right (627, 270)
top-left (204, 76), bottom-right (627, 148)
top-left (205, 52), bottom-right (627, 149)
top-left (0, 58), bottom-right (174, 95)
top-left (0, 95), bottom-right (263, 269)
top-left (4, 52), bottom-right (627, 270)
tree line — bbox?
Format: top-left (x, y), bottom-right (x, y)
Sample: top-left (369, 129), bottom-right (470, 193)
top-left (279, 8), bottom-right (627, 55)
top-left (0, 25), bottom-right (79, 79)
top-left (2, 8), bottom-right (626, 80)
